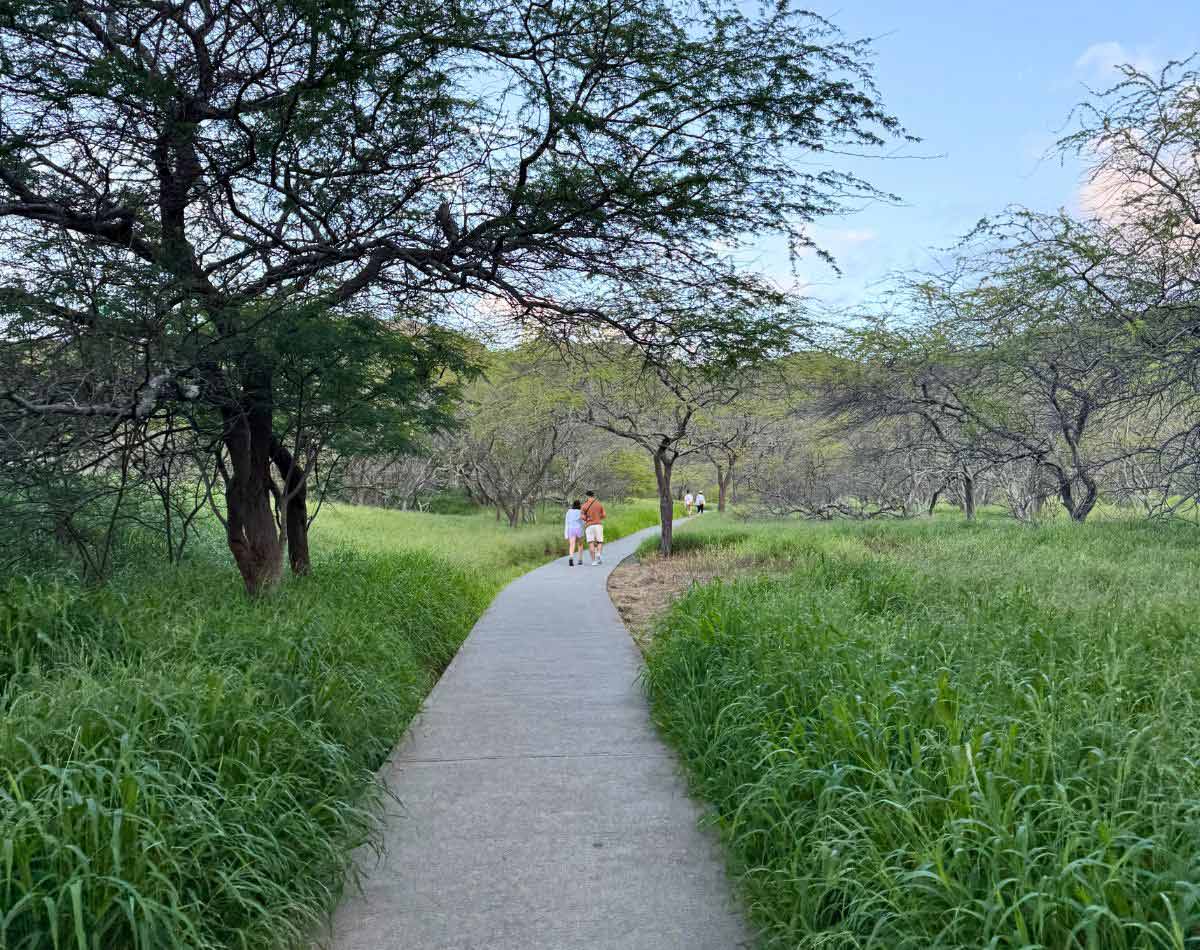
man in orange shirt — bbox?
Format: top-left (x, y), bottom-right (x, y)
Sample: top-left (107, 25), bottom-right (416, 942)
top-left (580, 490), bottom-right (607, 566)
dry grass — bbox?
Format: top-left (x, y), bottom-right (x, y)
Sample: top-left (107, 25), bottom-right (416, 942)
top-left (609, 547), bottom-right (784, 650)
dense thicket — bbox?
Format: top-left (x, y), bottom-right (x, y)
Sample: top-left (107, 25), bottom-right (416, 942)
top-left (805, 64), bottom-right (1200, 523)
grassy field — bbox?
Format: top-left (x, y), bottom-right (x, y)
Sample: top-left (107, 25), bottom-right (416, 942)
top-left (319, 498), bottom-right (666, 584)
top-left (0, 499), bottom-right (661, 949)
top-left (642, 513), bottom-right (1200, 949)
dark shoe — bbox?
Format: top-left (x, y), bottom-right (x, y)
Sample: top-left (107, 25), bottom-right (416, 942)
top-left (568, 558), bottom-right (574, 566)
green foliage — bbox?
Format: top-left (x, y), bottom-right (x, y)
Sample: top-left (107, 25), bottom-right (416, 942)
top-left (268, 306), bottom-right (476, 459)
top-left (602, 449), bottom-right (658, 499)
top-left (1, 500), bottom-right (665, 948)
top-left (1, 539), bottom-right (488, 949)
top-left (423, 489), bottom-right (480, 515)
top-left (645, 516), bottom-right (1200, 948)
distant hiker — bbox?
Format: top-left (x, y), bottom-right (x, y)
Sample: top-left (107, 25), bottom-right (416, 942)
top-left (581, 490), bottom-right (606, 565)
top-left (696, 491), bottom-right (706, 514)
top-left (565, 500), bottom-right (584, 566)
top-left (683, 489), bottom-right (694, 515)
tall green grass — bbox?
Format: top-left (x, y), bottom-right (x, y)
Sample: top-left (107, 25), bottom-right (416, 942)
top-left (317, 498), bottom-right (665, 583)
top-left (2, 499), bottom-right (664, 949)
top-left (2, 547), bottom-right (489, 949)
top-left (644, 516), bottom-right (1200, 948)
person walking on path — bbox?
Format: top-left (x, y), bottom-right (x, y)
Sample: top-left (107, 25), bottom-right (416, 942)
top-left (581, 490), bottom-right (606, 565)
top-left (696, 491), bottom-right (706, 514)
top-left (683, 489), bottom-right (694, 515)
top-left (564, 500), bottom-right (584, 566)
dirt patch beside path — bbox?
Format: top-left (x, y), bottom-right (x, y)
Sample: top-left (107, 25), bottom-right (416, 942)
top-left (608, 554), bottom-right (714, 651)
top-left (609, 550), bottom-right (789, 652)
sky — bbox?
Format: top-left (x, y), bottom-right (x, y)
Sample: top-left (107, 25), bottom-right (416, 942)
top-left (753, 0), bottom-right (1200, 308)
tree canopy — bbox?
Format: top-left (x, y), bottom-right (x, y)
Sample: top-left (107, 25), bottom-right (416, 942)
top-left (0, 0), bottom-right (904, 590)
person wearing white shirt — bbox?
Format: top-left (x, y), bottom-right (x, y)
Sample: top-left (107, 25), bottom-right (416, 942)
top-left (564, 500), bottom-right (584, 566)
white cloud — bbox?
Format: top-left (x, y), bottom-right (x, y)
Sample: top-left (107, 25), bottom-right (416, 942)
top-left (803, 226), bottom-right (878, 252)
top-left (1074, 41), bottom-right (1158, 80)
top-left (1071, 133), bottom-right (1149, 223)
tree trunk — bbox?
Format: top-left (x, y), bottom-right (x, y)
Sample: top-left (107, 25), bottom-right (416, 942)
top-left (222, 366), bottom-right (283, 595)
top-left (927, 486), bottom-right (943, 516)
top-left (716, 459), bottom-right (734, 513)
top-left (653, 451), bottom-right (675, 556)
top-left (1067, 474), bottom-right (1098, 522)
top-left (960, 469), bottom-right (976, 521)
top-left (270, 438), bottom-right (311, 576)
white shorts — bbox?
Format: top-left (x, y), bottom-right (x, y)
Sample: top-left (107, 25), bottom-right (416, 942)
top-left (585, 524), bottom-right (604, 543)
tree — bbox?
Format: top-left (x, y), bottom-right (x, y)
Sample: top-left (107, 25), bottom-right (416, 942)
top-left (456, 350), bottom-right (580, 527)
top-left (747, 412), bottom-right (941, 520)
top-left (1059, 61), bottom-right (1200, 335)
top-left (692, 392), bottom-right (782, 513)
top-left (582, 339), bottom-right (785, 552)
top-left (827, 257), bottom-right (1170, 524)
top-left (0, 279), bottom-right (468, 582)
top-left (823, 321), bottom-right (1000, 521)
top-left (0, 263), bottom-right (218, 576)
top-left (259, 309), bottom-right (470, 573)
top-left (1, 0), bottom-right (905, 592)
top-left (337, 444), bottom-right (451, 511)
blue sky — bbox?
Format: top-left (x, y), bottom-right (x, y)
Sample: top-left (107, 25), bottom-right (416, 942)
top-left (757, 1), bottom-right (1200, 306)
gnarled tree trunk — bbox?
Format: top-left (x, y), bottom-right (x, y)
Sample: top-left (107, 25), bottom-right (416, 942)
top-left (716, 459), bottom-right (735, 513)
top-left (959, 467), bottom-right (976, 521)
top-left (654, 450), bottom-right (675, 556)
top-left (222, 366), bottom-right (283, 595)
top-left (270, 438), bottom-right (311, 576)
top-left (1057, 471), bottom-right (1098, 522)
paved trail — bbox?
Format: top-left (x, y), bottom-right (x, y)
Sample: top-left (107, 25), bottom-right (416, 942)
top-left (327, 522), bottom-right (749, 950)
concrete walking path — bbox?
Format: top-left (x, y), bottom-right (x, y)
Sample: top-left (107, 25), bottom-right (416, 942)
top-left (327, 522), bottom-right (750, 949)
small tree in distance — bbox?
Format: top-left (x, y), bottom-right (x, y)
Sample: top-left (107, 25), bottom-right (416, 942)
top-left (579, 297), bottom-right (800, 554)
top-left (696, 370), bottom-right (800, 512)
top-left (457, 349), bottom-right (582, 527)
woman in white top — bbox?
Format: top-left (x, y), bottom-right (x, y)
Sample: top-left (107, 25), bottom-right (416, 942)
top-left (683, 490), bottom-right (694, 515)
top-left (564, 500), bottom-right (584, 566)
top-left (696, 491), bottom-right (706, 514)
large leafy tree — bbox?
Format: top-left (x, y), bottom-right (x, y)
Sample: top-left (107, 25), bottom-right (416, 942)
top-left (0, 0), bottom-right (904, 591)
top-left (261, 308), bottom-right (472, 573)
